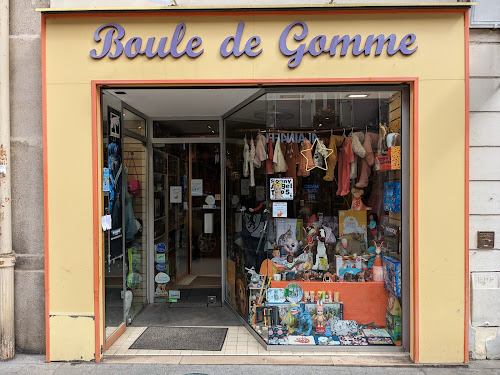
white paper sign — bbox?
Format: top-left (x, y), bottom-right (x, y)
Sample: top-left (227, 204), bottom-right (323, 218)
top-left (109, 112), bottom-right (121, 138)
top-left (273, 202), bottom-right (288, 218)
top-left (170, 186), bottom-right (182, 203)
top-left (270, 178), bottom-right (293, 200)
top-left (191, 179), bottom-right (203, 196)
top-left (241, 179), bottom-right (249, 195)
top-left (101, 215), bottom-right (112, 231)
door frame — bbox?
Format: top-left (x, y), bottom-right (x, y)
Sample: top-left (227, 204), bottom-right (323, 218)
top-left (149, 117), bottom-right (225, 302)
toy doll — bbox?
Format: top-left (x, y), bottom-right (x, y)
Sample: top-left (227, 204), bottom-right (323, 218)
top-left (314, 299), bottom-right (326, 334)
top-left (368, 213), bottom-right (378, 241)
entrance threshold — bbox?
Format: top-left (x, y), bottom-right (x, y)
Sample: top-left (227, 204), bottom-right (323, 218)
top-left (103, 325), bottom-right (411, 366)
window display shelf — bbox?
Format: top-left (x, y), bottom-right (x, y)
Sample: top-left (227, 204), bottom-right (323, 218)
top-left (270, 281), bottom-right (389, 327)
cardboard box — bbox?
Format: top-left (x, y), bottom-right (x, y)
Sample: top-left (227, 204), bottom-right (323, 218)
top-left (386, 312), bottom-right (402, 343)
top-left (383, 256), bottom-right (402, 298)
top-left (335, 255), bottom-right (362, 277)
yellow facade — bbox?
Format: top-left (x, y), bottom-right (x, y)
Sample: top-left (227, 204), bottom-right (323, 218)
top-left (43, 8), bottom-right (467, 363)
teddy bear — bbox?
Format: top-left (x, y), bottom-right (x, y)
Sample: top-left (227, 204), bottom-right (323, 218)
top-left (350, 188), bottom-right (371, 211)
top-left (335, 233), bottom-right (363, 260)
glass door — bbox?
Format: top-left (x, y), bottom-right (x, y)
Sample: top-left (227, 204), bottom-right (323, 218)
top-left (190, 143), bottom-right (221, 282)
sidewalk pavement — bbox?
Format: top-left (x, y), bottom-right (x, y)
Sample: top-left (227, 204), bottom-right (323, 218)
top-left (0, 355), bottom-right (499, 375)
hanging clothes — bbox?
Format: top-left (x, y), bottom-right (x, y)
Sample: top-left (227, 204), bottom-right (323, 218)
top-left (273, 137), bottom-right (288, 173)
top-left (336, 137), bottom-right (355, 196)
top-left (323, 135), bottom-right (344, 181)
top-left (313, 138), bottom-right (329, 169)
top-left (298, 138), bottom-right (313, 177)
top-left (267, 137), bottom-right (274, 175)
top-left (356, 132), bottom-right (379, 188)
top-left (243, 136), bottom-right (250, 177)
top-left (249, 137), bottom-right (256, 187)
top-left (254, 133), bottom-right (267, 168)
top-left (285, 141), bottom-right (300, 194)
top-left (348, 132), bottom-right (365, 180)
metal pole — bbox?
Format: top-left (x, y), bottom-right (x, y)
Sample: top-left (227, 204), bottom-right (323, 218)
top-left (0, 0), bottom-right (16, 361)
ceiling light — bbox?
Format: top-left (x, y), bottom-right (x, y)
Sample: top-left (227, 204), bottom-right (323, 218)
top-left (115, 91), bottom-right (127, 95)
top-left (347, 94), bottom-right (369, 98)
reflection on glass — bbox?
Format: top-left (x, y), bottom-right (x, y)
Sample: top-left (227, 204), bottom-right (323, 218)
top-left (123, 108), bottom-right (146, 137)
top-left (102, 91), bottom-right (126, 339)
top-left (225, 88), bottom-right (403, 347)
top-left (123, 135), bottom-right (148, 323)
top-left (153, 120), bottom-right (219, 138)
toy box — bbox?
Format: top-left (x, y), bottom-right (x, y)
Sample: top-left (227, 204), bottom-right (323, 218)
top-left (383, 256), bottom-right (402, 298)
top-left (335, 255), bottom-right (362, 277)
top-left (383, 182), bottom-right (401, 212)
top-left (304, 303), bottom-right (344, 321)
top-left (386, 312), bottom-right (402, 343)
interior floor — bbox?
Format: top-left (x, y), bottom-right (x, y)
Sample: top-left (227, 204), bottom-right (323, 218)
top-left (130, 295), bottom-right (243, 327)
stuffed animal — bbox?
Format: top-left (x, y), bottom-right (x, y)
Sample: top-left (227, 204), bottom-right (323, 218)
top-left (281, 237), bottom-right (301, 256)
top-left (349, 132), bottom-right (366, 158)
top-left (335, 233), bottom-right (363, 260)
top-left (351, 188), bottom-right (371, 211)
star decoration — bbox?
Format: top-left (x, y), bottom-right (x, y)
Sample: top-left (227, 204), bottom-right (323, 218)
top-left (300, 137), bottom-right (333, 172)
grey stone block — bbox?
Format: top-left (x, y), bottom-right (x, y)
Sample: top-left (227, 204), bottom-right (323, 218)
top-left (470, 324), bottom-right (476, 354)
top-left (11, 140), bottom-right (44, 256)
top-left (486, 334), bottom-right (500, 360)
top-left (9, 37), bottom-right (43, 141)
top-left (14, 270), bottom-right (45, 354)
top-left (9, 0), bottom-right (49, 36)
top-left (15, 254), bottom-right (44, 271)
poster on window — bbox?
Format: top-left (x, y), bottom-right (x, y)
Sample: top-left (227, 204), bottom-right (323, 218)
top-left (191, 179), bottom-right (203, 196)
top-left (270, 178), bottom-right (293, 200)
top-left (272, 202), bottom-right (288, 218)
top-left (108, 107), bottom-right (121, 138)
top-left (170, 186), bottom-right (182, 203)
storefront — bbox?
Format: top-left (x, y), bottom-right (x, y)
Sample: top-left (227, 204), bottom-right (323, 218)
top-left (41, 4), bottom-right (470, 364)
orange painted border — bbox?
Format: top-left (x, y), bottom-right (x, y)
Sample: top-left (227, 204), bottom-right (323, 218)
top-left (412, 79), bottom-right (420, 364)
top-left (91, 83), bottom-right (101, 362)
top-left (464, 10), bottom-right (470, 365)
top-left (91, 77), bottom-right (419, 361)
top-left (42, 8), bottom-right (468, 19)
top-left (41, 13), bottom-right (50, 364)
top-left (104, 323), bottom-right (126, 351)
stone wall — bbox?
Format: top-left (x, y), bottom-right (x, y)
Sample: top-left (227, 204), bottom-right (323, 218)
top-left (469, 28), bottom-right (500, 360)
top-left (9, 0), bottom-right (49, 354)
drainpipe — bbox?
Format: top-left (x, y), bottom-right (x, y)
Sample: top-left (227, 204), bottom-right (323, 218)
top-left (0, 0), bottom-right (15, 361)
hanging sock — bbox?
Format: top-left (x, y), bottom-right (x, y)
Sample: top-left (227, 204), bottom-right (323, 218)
top-left (323, 135), bottom-right (344, 181)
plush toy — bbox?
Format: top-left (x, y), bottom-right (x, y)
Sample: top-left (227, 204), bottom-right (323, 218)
top-left (335, 233), bottom-right (363, 260)
top-left (281, 237), bottom-right (301, 256)
top-left (349, 132), bottom-right (366, 158)
top-left (364, 241), bottom-right (384, 268)
top-left (351, 188), bottom-right (371, 211)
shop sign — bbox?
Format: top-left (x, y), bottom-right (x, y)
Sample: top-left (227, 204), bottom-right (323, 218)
top-left (90, 22), bottom-right (417, 68)
top-left (270, 178), bottom-right (293, 201)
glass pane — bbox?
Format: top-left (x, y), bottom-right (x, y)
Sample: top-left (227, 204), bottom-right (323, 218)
top-left (123, 136), bottom-right (148, 323)
top-left (153, 120), bottom-right (219, 138)
top-left (225, 88), bottom-right (404, 347)
top-left (102, 91), bottom-right (125, 339)
top-left (152, 144), bottom-right (190, 298)
top-left (190, 143), bottom-right (221, 279)
top-left (123, 108), bottom-right (146, 137)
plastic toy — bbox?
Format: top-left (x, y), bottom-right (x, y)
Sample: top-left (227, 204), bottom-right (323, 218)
top-left (350, 188), bottom-right (371, 210)
top-left (294, 308), bottom-right (314, 336)
top-left (323, 272), bottom-right (335, 282)
top-left (245, 267), bottom-right (263, 288)
top-left (315, 299), bottom-right (326, 334)
top-left (312, 228), bottom-right (329, 270)
top-left (368, 213), bottom-right (378, 241)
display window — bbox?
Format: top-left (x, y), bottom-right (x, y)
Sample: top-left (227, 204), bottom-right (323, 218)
top-left (225, 87), bottom-right (405, 347)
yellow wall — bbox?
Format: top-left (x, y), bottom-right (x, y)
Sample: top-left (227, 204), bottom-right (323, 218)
top-left (44, 10), bottom-right (466, 363)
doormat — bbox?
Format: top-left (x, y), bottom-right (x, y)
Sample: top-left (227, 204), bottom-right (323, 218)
top-left (129, 327), bottom-right (228, 351)
top-left (189, 276), bottom-right (221, 287)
